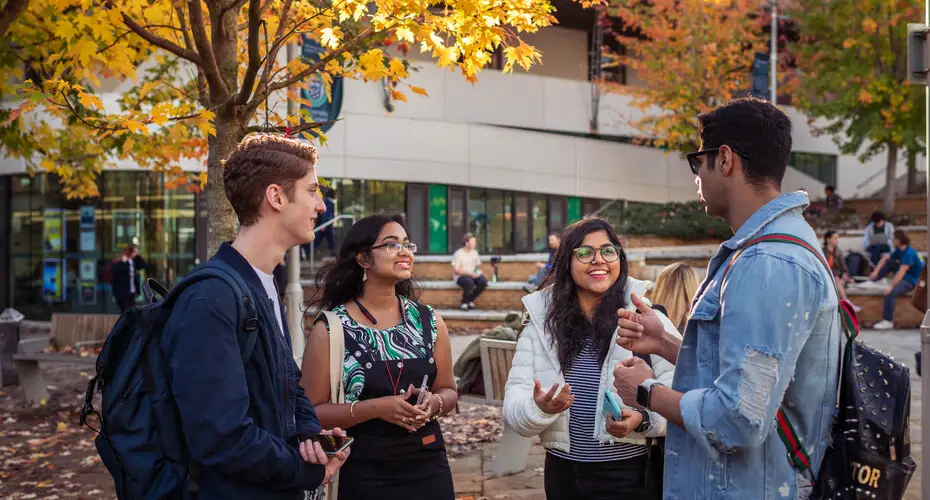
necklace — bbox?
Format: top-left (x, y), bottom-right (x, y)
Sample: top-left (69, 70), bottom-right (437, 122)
top-left (353, 296), bottom-right (404, 326)
top-left (385, 335), bottom-right (408, 396)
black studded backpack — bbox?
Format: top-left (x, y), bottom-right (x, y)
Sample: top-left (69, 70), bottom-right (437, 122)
top-left (726, 234), bottom-right (916, 500)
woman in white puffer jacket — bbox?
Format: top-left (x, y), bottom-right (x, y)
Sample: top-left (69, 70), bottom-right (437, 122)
top-left (502, 218), bottom-right (680, 500)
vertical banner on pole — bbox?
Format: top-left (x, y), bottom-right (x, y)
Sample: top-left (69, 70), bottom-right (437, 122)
top-left (300, 36), bottom-right (344, 135)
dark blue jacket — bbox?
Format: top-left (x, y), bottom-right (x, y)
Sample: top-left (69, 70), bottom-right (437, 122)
top-left (160, 243), bottom-right (324, 499)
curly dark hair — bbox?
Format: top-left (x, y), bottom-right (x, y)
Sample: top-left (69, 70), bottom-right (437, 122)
top-left (541, 217), bottom-right (629, 371)
top-left (310, 214), bottom-right (420, 311)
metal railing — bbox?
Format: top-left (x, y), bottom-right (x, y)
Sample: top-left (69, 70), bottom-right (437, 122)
top-left (308, 214), bottom-right (356, 272)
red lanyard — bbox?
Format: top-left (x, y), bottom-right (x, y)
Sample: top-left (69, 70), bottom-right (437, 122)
top-left (385, 335), bottom-right (408, 396)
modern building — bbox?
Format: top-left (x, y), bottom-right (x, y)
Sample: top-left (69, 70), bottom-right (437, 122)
top-left (0, 1), bottom-right (919, 317)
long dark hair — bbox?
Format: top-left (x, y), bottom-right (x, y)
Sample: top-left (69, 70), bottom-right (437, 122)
top-left (823, 230), bottom-right (837, 248)
top-left (542, 217), bottom-right (629, 371)
top-left (310, 213), bottom-right (420, 310)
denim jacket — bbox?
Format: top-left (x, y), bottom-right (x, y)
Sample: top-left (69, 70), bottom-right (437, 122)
top-left (663, 192), bottom-right (841, 500)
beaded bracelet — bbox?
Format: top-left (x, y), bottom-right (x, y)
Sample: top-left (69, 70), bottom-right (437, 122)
top-left (433, 393), bottom-right (446, 421)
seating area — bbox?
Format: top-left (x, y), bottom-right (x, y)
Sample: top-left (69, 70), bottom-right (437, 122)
top-left (301, 231), bottom-right (929, 329)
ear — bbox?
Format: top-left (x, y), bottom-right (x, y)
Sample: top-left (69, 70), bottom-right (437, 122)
top-left (718, 145), bottom-right (737, 178)
top-left (265, 183), bottom-right (287, 212)
top-left (356, 251), bottom-right (372, 269)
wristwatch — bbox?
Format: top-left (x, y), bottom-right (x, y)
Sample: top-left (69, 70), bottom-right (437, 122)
top-left (634, 409), bottom-right (651, 433)
top-left (637, 378), bottom-right (665, 410)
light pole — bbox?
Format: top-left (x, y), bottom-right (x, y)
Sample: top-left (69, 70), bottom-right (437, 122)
top-left (770, 0), bottom-right (778, 103)
top-left (285, 41), bottom-right (305, 361)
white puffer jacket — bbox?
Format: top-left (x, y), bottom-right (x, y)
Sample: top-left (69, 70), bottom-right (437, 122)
top-left (502, 277), bottom-right (680, 454)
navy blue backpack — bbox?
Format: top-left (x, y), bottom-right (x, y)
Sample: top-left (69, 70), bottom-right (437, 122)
top-left (80, 261), bottom-right (260, 499)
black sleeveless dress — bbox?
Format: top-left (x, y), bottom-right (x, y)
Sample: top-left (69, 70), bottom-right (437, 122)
top-left (324, 297), bottom-right (454, 500)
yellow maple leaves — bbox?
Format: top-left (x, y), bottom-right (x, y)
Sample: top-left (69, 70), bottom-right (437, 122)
top-left (4, 0), bottom-right (563, 200)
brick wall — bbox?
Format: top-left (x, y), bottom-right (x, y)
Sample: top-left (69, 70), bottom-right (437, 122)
top-left (303, 285), bottom-right (526, 310)
top-left (414, 261), bottom-right (539, 282)
top-left (852, 294), bottom-right (924, 328)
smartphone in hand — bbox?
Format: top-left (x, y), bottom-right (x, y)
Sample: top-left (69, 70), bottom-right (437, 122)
top-left (304, 434), bottom-right (354, 456)
top-left (603, 390), bottom-right (625, 420)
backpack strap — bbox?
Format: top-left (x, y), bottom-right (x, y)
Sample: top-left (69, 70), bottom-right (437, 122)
top-left (722, 233), bottom-right (859, 474)
top-left (163, 260), bottom-right (261, 366)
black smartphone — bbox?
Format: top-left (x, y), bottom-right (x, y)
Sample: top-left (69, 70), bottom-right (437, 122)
top-left (306, 434), bottom-right (354, 455)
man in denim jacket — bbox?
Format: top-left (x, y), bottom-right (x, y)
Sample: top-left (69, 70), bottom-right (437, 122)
top-left (613, 98), bottom-right (841, 499)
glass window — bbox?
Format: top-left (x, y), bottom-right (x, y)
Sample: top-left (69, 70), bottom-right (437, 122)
top-left (514, 193), bottom-right (531, 252)
top-left (532, 196), bottom-right (549, 252)
top-left (468, 188), bottom-right (489, 253)
top-left (10, 172), bottom-right (198, 319)
top-left (789, 152), bottom-right (838, 187)
top-left (485, 190), bottom-right (512, 254)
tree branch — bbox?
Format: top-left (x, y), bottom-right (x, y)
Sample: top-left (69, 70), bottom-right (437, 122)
top-left (237, 0), bottom-right (262, 105)
top-left (120, 11), bottom-right (203, 65)
top-left (0, 0), bottom-right (30, 38)
top-left (248, 28), bottom-right (371, 113)
top-left (245, 118), bottom-right (339, 135)
top-left (97, 30), bottom-right (134, 54)
top-left (244, 0), bottom-right (295, 109)
top-left (187, 0), bottom-right (230, 99)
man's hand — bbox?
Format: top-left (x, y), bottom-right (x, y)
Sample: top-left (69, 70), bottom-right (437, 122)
top-left (533, 380), bottom-right (574, 415)
top-left (616, 293), bottom-right (668, 356)
top-left (613, 357), bottom-right (654, 409)
top-left (299, 428), bottom-right (351, 485)
top-left (884, 286), bottom-right (893, 296)
top-left (605, 410), bottom-right (642, 438)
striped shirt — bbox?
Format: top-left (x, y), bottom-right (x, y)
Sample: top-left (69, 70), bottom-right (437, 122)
top-left (549, 340), bottom-right (648, 463)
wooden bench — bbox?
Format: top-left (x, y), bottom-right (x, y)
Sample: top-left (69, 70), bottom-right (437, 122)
top-left (475, 338), bottom-right (536, 477)
top-left (51, 313), bottom-right (119, 346)
top-left (12, 336), bottom-right (97, 404)
top-left (479, 338), bottom-right (517, 405)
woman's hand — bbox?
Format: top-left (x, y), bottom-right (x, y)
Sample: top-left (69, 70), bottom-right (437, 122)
top-left (369, 384), bottom-right (427, 431)
top-left (533, 380), bottom-right (574, 414)
top-left (605, 410), bottom-right (643, 438)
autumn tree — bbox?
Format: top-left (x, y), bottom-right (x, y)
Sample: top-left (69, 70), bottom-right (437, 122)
top-left (1, 0), bottom-right (564, 251)
top-left (603, 0), bottom-right (766, 154)
top-left (787, 0), bottom-right (925, 212)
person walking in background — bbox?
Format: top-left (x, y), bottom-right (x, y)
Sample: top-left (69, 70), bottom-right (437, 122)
top-left (644, 263), bottom-right (699, 334)
top-left (111, 244), bottom-right (148, 312)
top-left (823, 230), bottom-right (860, 311)
top-left (503, 217), bottom-right (678, 500)
top-left (452, 233), bottom-right (487, 311)
top-left (302, 214), bottom-right (457, 500)
top-left (303, 187), bottom-right (337, 260)
top-left (863, 210), bottom-right (894, 266)
top-left (868, 229), bottom-right (924, 330)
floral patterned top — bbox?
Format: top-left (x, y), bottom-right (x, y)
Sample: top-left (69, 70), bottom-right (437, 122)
top-left (329, 296), bottom-right (438, 403)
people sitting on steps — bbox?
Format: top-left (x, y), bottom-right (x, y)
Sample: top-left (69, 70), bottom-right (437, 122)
top-left (863, 210), bottom-right (894, 267)
top-left (822, 230), bottom-right (861, 312)
top-left (452, 233), bottom-right (488, 311)
top-left (524, 232), bottom-right (561, 294)
top-left (867, 229), bottom-right (924, 330)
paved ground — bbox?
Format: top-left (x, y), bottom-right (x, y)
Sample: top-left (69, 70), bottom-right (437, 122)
top-left (451, 329), bottom-right (926, 499)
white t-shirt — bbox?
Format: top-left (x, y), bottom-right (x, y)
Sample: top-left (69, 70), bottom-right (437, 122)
top-left (251, 265), bottom-right (284, 336)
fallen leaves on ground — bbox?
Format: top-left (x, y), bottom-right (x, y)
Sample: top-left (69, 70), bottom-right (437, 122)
top-left (439, 402), bottom-right (503, 457)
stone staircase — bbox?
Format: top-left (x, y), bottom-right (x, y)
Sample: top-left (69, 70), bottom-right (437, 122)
top-left (300, 226), bottom-right (930, 330)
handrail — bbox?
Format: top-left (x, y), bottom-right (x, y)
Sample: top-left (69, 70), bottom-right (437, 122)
top-left (314, 214), bottom-right (354, 233)
top-left (309, 214), bottom-right (355, 270)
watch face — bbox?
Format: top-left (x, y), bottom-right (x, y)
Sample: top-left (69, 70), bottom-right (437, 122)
top-left (637, 384), bottom-right (649, 408)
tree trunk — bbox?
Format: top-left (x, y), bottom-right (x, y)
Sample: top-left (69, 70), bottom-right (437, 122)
top-left (204, 8), bottom-right (244, 256)
top-left (205, 114), bottom-right (243, 255)
top-left (883, 143), bottom-right (898, 214)
top-left (906, 149), bottom-right (919, 195)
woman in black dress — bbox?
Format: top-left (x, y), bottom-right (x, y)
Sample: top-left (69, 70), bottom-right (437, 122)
top-left (300, 214), bottom-right (456, 500)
